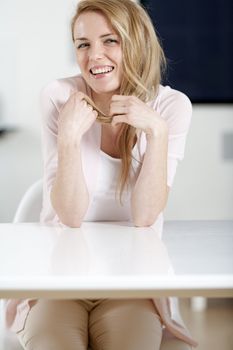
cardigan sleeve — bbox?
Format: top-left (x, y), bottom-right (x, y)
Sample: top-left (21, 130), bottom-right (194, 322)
top-left (39, 80), bottom-right (60, 223)
top-left (39, 75), bottom-right (92, 223)
top-left (159, 89), bottom-right (192, 187)
top-left (40, 81), bottom-right (60, 192)
top-left (139, 87), bottom-right (192, 188)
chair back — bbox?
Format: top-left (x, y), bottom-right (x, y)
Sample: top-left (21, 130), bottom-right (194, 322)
top-left (13, 180), bottom-right (43, 223)
top-left (1, 180), bottom-right (43, 349)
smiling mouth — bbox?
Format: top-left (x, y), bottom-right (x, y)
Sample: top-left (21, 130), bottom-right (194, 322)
top-left (90, 66), bottom-right (114, 76)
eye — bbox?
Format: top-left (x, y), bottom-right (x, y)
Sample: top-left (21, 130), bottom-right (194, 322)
top-left (77, 43), bottom-right (89, 49)
top-left (105, 39), bottom-right (118, 44)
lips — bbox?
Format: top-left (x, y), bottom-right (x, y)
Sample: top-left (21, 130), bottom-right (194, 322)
top-left (90, 65), bottom-right (114, 75)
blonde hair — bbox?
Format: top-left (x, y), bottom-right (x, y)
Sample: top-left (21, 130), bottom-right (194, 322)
top-left (71, 0), bottom-right (166, 202)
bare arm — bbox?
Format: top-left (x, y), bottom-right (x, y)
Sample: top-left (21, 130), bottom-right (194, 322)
top-left (110, 94), bottom-right (170, 227)
top-left (51, 141), bottom-right (89, 227)
top-left (50, 92), bottom-right (97, 227)
top-left (131, 124), bottom-right (169, 227)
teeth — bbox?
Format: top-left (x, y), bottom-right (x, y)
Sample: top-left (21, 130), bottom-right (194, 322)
top-left (91, 66), bottom-right (113, 75)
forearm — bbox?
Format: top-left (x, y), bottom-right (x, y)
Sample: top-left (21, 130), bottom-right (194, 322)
top-left (51, 141), bottom-right (89, 227)
top-left (131, 127), bottom-right (168, 226)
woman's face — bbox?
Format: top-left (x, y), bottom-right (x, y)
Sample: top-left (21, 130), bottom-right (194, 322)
top-left (73, 11), bottom-right (123, 95)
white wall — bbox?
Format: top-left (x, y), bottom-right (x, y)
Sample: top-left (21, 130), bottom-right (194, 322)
top-left (0, 0), bottom-right (80, 221)
top-left (0, 0), bottom-right (232, 222)
top-left (0, 0), bottom-right (80, 130)
top-left (164, 104), bottom-right (233, 220)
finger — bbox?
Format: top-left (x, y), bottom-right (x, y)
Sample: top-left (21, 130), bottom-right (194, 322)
top-left (110, 101), bottom-right (128, 111)
top-left (74, 91), bottom-right (87, 101)
top-left (93, 110), bottom-right (98, 118)
top-left (80, 99), bottom-right (87, 107)
top-left (86, 103), bottom-right (93, 111)
top-left (110, 99), bottom-right (127, 105)
top-left (111, 115), bottom-right (128, 126)
top-left (69, 91), bottom-right (78, 102)
top-left (110, 105), bottom-right (128, 116)
top-left (111, 95), bottom-right (138, 103)
top-left (86, 105), bottom-right (98, 118)
top-left (111, 94), bottom-right (130, 102)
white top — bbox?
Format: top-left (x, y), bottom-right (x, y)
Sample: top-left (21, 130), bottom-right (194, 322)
top-left (84, 151), bottom-right (133, 222)
top-left (39, 75), bottom-right (193, 225)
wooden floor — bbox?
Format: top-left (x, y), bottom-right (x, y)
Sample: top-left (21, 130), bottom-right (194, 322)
top-left (180, 298), bottom-right (233, 350)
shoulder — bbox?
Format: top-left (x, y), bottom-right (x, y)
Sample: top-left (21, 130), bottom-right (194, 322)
top-left (152, 85), bottom-right (192, 132)
top-left (153, 85), bottom-right (192, 115)
top-left (40, 74), bottom-right (88, 112)
top-left (41, 74), bottom-right (87, 94)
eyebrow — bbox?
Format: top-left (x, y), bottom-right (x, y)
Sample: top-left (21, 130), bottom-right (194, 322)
top-left (74, 33), bottom-right (117, 42)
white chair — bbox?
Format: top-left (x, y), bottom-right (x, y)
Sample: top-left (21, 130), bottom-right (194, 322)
top-left (1, 180), bottom-right (192, 350)
top-left (1, 180), bottom-right (43, 349)
top-left (13, 180), bottom-right (43, 223)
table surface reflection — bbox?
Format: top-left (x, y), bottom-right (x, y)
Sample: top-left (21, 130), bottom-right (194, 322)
top-left (0, 220), bottom-right (232, 298)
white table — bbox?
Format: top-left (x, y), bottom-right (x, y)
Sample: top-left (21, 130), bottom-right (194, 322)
top-left (0, 220), bottom-right (232, 299)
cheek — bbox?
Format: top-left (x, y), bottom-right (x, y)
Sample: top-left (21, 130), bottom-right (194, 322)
top-left (116, 53), bottom-right (123, 74)
top-left (76, 54), bottom-right (87, 70)
top-left (112, 49), bottom-right (123, 67)
top-left (107, 45), bottom-right (121, 60)
top-left (76, 53), bottom-right (81, 65)
top-left (118, 57), bottom-right (123, 72)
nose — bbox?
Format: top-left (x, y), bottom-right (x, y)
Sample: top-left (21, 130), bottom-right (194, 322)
top-left (88, 42), bottom-right (104, 60)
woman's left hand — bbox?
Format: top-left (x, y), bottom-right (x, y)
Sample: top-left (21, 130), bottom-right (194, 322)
top-left (110, 95), bottom-right (168, 138)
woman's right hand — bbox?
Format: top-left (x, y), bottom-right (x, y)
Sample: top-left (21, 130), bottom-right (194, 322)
top-left (57, 91), bottom-right (98, 146)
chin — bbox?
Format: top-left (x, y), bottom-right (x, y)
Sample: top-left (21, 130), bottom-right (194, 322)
top-left (91, 83), bottom-right (120, 95)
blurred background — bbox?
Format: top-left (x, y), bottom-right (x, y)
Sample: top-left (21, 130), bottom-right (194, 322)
top-left (0, 1), bottom-right (232, 349)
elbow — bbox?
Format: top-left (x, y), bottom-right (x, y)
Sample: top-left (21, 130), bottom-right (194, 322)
top-left (132, 215), bottom-right (158, 228)
top-left (56, 209), bottom-right (85, 228)
top-left (60, 217), bottom-right (83, 228)
top-left (133, 219), bottom-right (156, 227)
top-left (55, 210), bottom-right (84, 228)
top-left (52, 208), bottom-right (84, 228)
top-left (50, 195), bottom-right (86, 228)
top-left (132, 210), bottom-right (163, 227)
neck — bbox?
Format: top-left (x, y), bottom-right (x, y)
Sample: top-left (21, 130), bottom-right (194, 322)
top-left (91, 90), bottom-right (116, 116)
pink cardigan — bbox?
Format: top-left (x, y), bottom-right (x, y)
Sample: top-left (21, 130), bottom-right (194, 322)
top-left (6, 75), bottom-right (197, 347)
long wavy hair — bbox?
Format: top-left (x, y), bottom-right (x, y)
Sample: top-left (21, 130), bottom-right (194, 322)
top-left (71, 0), bottom-right (166, 202)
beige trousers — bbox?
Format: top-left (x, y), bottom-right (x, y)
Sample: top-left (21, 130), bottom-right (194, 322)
top-left (16, 299), bottom-right (191, 350)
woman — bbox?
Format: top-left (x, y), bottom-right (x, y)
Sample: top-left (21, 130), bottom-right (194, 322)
top-left (6, 0), bottom-right (197, 349)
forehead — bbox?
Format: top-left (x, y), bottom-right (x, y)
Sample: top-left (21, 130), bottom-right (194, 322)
top-left (74, 11), bottom-right (116, 38)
